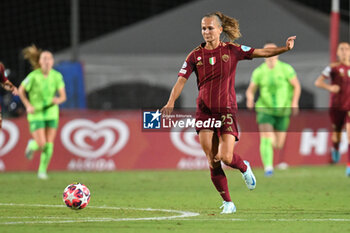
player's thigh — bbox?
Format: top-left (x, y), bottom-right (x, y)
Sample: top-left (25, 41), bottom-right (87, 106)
top-left (45, 120), bottom-right (59, 143)
top-left (217, 133), bottom-right (236, 163)
top-left (31, 128), bottom-right (46, 148)
top-left (45, 128), bottom-right (58, 143)
top-left (258, 123), bottom-right (275, 138)
top-left (274, 131), bottom-right (287, 149)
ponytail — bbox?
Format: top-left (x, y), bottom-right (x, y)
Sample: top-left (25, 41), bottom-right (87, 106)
top-left (204, 11), bottom-right (241, 42)
top-left (22, 45), bottom-right (42, 70)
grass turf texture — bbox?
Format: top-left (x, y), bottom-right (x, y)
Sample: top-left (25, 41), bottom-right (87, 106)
top-left (0, 166), bottom-right (349, 233)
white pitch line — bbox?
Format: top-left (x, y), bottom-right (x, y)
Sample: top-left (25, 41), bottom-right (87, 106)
top-left (0, 203), bottom-right (199, 225)
top-left (168, 218), bottom-right (350, 222)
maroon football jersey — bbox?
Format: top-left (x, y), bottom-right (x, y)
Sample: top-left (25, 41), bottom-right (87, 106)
top-left (0, 64), bottom-right (8, 84)
top-left (178, 42), bottom-right (254, 113)
top-left (322, 63), bottom-right (350, 110)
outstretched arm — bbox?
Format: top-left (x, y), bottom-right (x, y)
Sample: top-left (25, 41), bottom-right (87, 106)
top-left (252, 36), bottom-right (296, 58)
top-left (161, 76), bottom-right (187, 116)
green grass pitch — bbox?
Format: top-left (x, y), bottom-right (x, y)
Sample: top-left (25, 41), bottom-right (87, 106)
top-left (0, 166), bottom-right (349, 233)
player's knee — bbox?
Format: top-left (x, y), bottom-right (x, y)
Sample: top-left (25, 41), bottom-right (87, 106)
top-left (37, 141), bottom-right (47, 150)
top-left (201, 146), bottom-right (212, 157)
top-left (275, 143), bottom-right (283, 150)
top-left (217, 152), bottom-right (232, 164)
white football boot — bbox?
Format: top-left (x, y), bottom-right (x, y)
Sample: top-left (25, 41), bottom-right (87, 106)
top-left (242, 160), bottom-right (256, 190)
top-left (220, 201), bottom-right (236, 214)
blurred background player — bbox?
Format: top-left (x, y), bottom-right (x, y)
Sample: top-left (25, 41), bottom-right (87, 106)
top-left (314, 42), bottom-right (350, 176)
top-left (246, 43), bottom-right (301, 176)
top-left (0, 62), bottom-right (19, 128)
top-left (18, 45), bottom-right (66, 180)
top-left (161, 11), bottom-right (296, 213)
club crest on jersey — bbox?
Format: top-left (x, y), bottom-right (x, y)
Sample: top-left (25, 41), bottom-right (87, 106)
top-left (209, 57), bottom-right (216, 65)
top-left (197, 56), bottom-right (202, 61)
top-left (222, 54), bottom-right (229, 62)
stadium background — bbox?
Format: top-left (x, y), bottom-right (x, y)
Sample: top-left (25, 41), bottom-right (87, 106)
top-left (0, 0), bottom-right (349, 171)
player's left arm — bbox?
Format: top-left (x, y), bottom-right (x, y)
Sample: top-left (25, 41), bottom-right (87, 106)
top-left (289, 76), bottom-right (301, 115)
top-left (252, 36), bottom-right (296, 58)
top-left (52, 87), bottom-right (66, 105)
top-left (1, 80), bottom-right (18, 95)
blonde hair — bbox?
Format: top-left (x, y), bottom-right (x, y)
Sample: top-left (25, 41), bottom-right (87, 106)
top-left (204, 11), bottom-right (241, 42)
top-left (22, 45), bottom-right (42, 70)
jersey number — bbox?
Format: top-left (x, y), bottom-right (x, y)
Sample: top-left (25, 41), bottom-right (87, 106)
top-left (221, 114), bottom-right (233, 125)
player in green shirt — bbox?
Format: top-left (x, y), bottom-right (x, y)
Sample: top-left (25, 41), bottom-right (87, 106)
top-left (246, 43), bottom-right (301, 176)
top-left (18, 45), bottom-right (66, 180)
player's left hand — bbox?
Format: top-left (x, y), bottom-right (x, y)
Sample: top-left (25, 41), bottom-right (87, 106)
top-left (52, 97), bottom-right (60, 105)
top-left (292, 102), bottom-right (299, 116)
top-left (286, 36), bottom-right (296, 50)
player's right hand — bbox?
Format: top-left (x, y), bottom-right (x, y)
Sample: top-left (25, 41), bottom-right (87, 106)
top-left (329, 85), bottom-right (340, 93)
top-left (26, 105), bottom-right (35, 114)
top-left (160, 104), bottom-right (174, 117)
top-left (286, 36), bottom-right (296, 50)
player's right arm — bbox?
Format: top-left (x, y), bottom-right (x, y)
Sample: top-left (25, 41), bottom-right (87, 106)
top-left (161, 50), bottom-right (196, 115)
top-left (161, 76), bottom-right (187, 116)
top-left (314, 65), bottom-right (340, 93)
top-left (246, 82), bottom-right (258, 110)
top-left (18, 84), bottom-right (34, 114)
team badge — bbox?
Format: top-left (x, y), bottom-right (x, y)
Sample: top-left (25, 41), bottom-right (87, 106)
top-left (209, 57), bottom-right (216, 65)
top-left (347, 69), bottom-right (350, 78)
top-left (222, 54), bottom-right (229, 62)
top-left (197, 56), bottom-right (202, 61)
top-left (339, 68), bottom-right (344, 76)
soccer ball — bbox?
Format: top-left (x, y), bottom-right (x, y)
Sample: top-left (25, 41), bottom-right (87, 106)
top-left (63, 183), bottom-right (91, 210)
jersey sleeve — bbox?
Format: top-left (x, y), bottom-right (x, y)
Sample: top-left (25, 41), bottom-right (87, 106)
top-left (238, 45), bottom-right (255, 60)
top-left (56, 72), bottom-right (65, 89)
top-left (177, 51), bottom-right (196, 79)
top-left (321, 66), bottom-right (331, 79)
top-left (21, 73), bottom-right (33, 92)
top-left (284, 64), bottom-right (297, 81)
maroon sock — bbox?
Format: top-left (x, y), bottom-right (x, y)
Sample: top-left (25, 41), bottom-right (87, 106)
top-left (333, 142), bottom-right (340, 151)
top-left (226, 153), bottom-right (247, 173)
top-left (210, 166), bottom-right (231, 202)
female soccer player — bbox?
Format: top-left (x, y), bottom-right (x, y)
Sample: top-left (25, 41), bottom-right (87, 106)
top-left (18, 45), bottom-right (66, 180)
top-left (0, 62), bottom-right (19, 128)
top-left (161, 12), bottom-right (296, 213)
top-left (246, 43), bottom-right (301, 176)
top-left (315, 42), bottom-right (350, 176)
